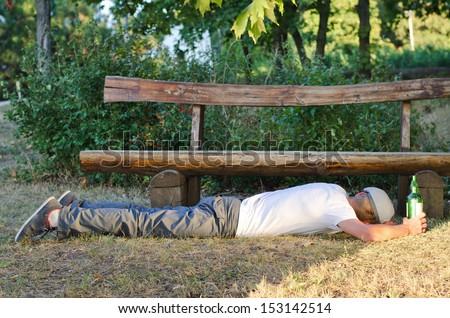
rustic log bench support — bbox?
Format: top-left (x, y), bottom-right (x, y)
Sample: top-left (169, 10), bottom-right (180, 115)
top-left (416, 170), bottom-right (445, 218)
top-left (188, 105), bottom-right (205, 205)
top-left (80, 151), bottom-right (450, 176)
top-left (80, 76), bottom-right (450, 212)
top-left (149, 170), bottom-right (187, 208)
top-left (398, 100), bottom-right (412, 216)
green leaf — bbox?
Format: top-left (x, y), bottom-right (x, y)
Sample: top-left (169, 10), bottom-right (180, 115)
top-left (187, 0), bottom-right (296, 43)
top-left (193, 0), bottom-right (223, 16)
top-left (264, 2), bottom-right (278, 24)
top-left (231, 7), bottom-right (251, 39)
top-left (232, 0), bottom-right (282, 43)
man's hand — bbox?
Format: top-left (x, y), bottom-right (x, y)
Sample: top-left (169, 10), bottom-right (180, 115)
top-left (338, 212), bottom-right (428, 242)
top-left (402, 212), bottom-right (427, 235)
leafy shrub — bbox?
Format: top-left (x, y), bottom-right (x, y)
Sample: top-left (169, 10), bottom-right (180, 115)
top-left (376, 45), bottom-right (450, 70)
top-left (7, 23), bottom-right (197, 180)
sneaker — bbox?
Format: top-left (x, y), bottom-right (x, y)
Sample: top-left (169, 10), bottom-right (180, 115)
top-left (57, 190), bottom-right (78, 206)
top-left (15, 197), bottom-right (62, 242)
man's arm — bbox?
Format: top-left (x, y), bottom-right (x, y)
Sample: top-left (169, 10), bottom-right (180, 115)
top-left (337, 213), bottom-right (427, 242)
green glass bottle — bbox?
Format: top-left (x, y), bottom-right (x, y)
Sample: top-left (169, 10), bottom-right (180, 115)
top-left (406, 175), bottom-right (423, 219)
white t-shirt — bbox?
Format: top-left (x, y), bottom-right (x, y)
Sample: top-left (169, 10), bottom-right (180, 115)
top-left (235, 183), bottom-right (358, 237)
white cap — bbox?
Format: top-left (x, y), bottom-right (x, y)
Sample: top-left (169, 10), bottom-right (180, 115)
top-left (363, 187), bottom-right (395, 223)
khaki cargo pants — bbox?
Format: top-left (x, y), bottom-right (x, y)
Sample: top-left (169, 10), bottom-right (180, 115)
top-left (57, 196), bottom-right (241, 240)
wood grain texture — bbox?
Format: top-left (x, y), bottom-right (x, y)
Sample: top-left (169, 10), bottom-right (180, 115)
top-left (104, 76), bottom-right (450, 106)
top-left (188, 105), bottom-right (205, 204)
top-left (398, 100), bottom-right (412, 215)
top-left (416, 170), bottom-right (444, 218)
top-left (400, 100), bottom-right (411, 152)
top-left (80, 150), bottom-right (450, 176)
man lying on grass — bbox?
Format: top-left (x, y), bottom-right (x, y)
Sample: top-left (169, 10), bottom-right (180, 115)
top-left (15, 183), bottom-right (427, 243)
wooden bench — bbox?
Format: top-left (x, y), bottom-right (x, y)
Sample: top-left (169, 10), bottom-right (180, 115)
top-left (80, 76), bottom-right (450, 215)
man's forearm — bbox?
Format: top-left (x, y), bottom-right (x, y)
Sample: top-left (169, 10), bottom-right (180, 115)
top-left (363, 223), bottom-right (411, 242)
top-left (338, 219), bottom-right (418, 242)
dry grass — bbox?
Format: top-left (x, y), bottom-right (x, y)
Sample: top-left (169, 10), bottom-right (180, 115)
top-left (1, 102), bottom-right (450, 298)
top-left (252, 223), bottom-right (450, 297)
top-left (0, 102), bottom-right (36, 174)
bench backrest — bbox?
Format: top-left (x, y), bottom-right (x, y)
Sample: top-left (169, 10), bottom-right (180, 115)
top-left (104, 76), bottom-right (450, 106)
top-left (104, 76), bottom-right (450, 152)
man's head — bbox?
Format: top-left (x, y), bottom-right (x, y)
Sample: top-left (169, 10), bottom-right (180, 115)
top-left (350, 187), bottom-right (395, 224)
top-left (363, 187), bottom-right (395, 223)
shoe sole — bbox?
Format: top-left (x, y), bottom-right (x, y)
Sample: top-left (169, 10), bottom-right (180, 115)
top-left (57, 190), bottom-right (77, 206)
top-left (15, 196), bottom-right (56, 243)
top-left (57, 190), bottom-right (71, 205)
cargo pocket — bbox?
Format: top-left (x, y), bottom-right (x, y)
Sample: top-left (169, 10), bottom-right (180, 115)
top-left (213, 196), bottom-right (226, 236)
top-left (213, 196), bottom-right (241, 237)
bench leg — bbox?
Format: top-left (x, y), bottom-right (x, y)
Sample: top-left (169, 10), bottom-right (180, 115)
top-left (187, 176), bottom-right (201, 206)
top-left (398, 175), bottom-right (409, 217)
top-left (149, 170), bottom-right (187, 208)
top-left (416, 170), bottom-right (444, 219)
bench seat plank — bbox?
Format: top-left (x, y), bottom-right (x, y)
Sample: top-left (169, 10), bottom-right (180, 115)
top-left (80, 150), bottom-right (450, 176)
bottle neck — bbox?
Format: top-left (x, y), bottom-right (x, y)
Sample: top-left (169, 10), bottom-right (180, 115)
top-left (410, 176), bottom-right (419, 193)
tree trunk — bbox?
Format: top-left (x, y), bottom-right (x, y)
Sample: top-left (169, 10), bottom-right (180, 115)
top-left (35, 0), bottom-right (51, 74)
top-left (272, 25), bottom-right (288, 70)
top-left (380, 23), bottom-right (404, 48)
top-left (273, 26), bottom-right (288, 55)
top-left (377, 1), bottom-right (404, 48)
top-left (279, 1), bottom-right (310, 67)
top-left (273, 1), bottom-right (300, 69)
top-left (316, 0), bottom-right (331, 59)
top-left (292, 28), bottom-right (310, 66)
top-left (241, 42), bottom-right (253, 84)
top-left (356, 0), bottom-right (371, 79)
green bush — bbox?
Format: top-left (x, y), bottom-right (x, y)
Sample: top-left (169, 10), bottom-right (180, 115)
top-left (376, 46), bottom-right (450, 70)
top-left (7, 23), bottom-right (196, 179)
